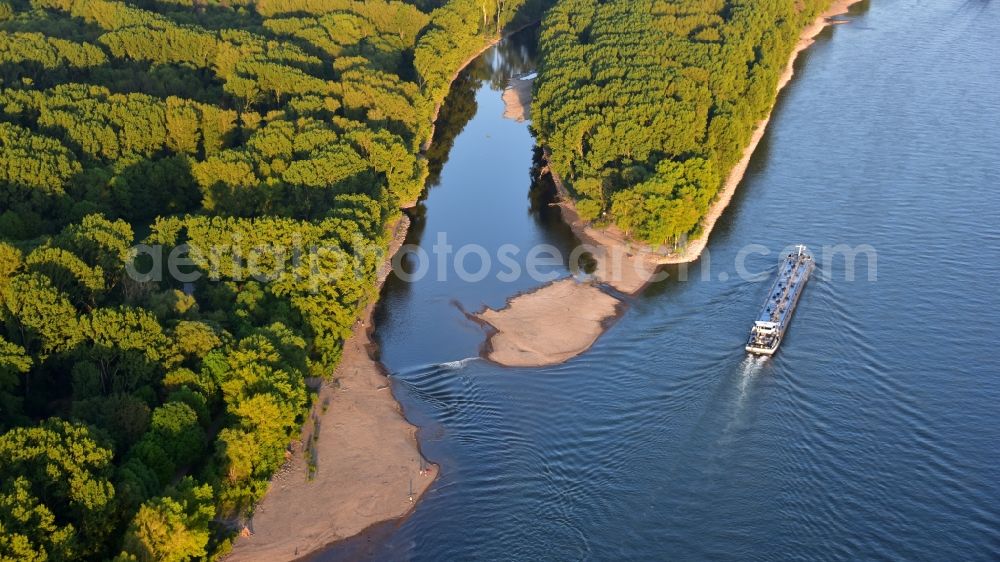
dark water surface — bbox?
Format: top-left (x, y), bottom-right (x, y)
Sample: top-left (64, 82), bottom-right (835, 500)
top-left (317, 2), bottom-right (1000, 559)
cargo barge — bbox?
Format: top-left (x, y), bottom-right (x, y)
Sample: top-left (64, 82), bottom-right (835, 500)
top-left (745, 245), bottom-right (814, 355)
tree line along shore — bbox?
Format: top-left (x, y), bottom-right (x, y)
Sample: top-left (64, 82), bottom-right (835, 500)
top-left (0, 0), bottom-right (553, 559)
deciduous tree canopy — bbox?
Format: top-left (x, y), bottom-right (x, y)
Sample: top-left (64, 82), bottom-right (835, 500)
top-left (534, 0), bottom-right (832, 246)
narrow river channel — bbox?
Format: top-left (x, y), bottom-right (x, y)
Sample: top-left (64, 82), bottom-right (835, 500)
top-left (315, 1), bottom-right (1000, 558)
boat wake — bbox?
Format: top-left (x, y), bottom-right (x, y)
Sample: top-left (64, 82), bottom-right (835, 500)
top-left (735, 354), bottom-right (769, 409)
top-left (437, 357), bottom-right (480, 370)
top-left (739, 354), bottom-right (768, 382)
top-left (714, 354), bottom-right (771, 447)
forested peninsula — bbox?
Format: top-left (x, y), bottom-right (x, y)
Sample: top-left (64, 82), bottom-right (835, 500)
top-left (533, 0), bottom-right (841, 250)
top-left (471, 0), bottom-right (862, 369)
top-left (0, 0), bottom-right (552, 559)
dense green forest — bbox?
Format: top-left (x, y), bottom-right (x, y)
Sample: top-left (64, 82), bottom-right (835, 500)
top-left (0, 0), bottom-right (552, 559)
top-left (533, 0), bottom-right (833, 246)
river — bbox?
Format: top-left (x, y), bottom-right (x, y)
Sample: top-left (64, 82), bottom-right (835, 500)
top-left (314, 1), bottom-right (1000, 559)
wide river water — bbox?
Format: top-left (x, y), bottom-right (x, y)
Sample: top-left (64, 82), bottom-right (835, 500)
top-left (316, 1), bottom-right (1000, 559)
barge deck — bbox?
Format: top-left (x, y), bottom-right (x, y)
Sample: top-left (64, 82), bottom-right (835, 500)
top-left (746, 245), bottom-right (814, 355)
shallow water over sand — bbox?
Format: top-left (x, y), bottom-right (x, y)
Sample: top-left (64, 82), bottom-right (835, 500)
top-left (313, 2), bottom-right (1000, 558)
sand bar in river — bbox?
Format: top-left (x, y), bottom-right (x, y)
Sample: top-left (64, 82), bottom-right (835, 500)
top-left (477, 278), bottom-right (622, 368)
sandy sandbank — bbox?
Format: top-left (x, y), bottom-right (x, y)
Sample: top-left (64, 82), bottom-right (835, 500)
top-left (477, 278), bottom-right (622, 367)
top-left (226, 216), bottom-right (438, 561)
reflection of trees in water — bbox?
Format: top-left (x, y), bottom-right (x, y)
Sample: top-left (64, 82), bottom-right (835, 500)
top-left (424, 26), bottom-right (542, 189)
top-left (424, 58), bottom-right (483, 188)
top-left (527, 146), bottom-right (584, 259)
top-left (417, 26), bottom-right (553, 249)
top-left (483, 25), bottom-right (540, 90)
top-left (527, 146), bottom-right (556, 220)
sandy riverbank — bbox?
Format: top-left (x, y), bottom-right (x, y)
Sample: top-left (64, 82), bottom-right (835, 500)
top-left (227, 216), bottom-right (438, 561)
top-left (545, 169), bottom-right (661, 295)
top-left (477, 278), bottom-right (622, 367)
